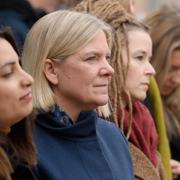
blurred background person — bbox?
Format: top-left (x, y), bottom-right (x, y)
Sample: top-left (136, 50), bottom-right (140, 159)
top-left (0, 0), bottom-right (46, 51)
top-left (166, 86), bottom-right (180, 180)
top-left (145, 4), bottom-right (180, 179)
top-left (0, 0), bottom-right (67, 52)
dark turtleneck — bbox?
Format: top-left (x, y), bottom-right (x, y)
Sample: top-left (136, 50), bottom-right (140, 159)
top-left (33, 106), bottom-right (134, 180)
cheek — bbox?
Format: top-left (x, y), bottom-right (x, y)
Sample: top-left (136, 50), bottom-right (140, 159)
top-left (71, 70), bottom-right (96, 86)
top-left (0, 89), bottom-right (15, 102)
top-left (58, 64), bottom-right (98, 94)
top-left (0, 92), bottom-right (17, 109)
top-left (0, 84), bottom-right (19, 111)
top-left (0, 96), bottom-right (16, 124)
top-left (126, 68), bottom-right (136, 87)
top-left (162, 75), bottom-right (172, 86)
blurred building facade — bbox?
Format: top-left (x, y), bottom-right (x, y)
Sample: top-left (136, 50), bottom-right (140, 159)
top-left (135, 0), bottom-right (180, 19)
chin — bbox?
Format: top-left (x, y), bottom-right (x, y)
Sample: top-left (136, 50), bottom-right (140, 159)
top-left (21, 104), bottom-right (33, 118)
top-left (133, 93), bottom-right (147, 102)
top-left (139, 95), bottom-right (147, 101)
top-left (95, 97), bottom-right (109, 106)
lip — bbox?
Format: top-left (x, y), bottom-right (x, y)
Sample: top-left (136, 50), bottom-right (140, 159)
top-left (141, 82), bottom-right (149, 86)
top-left (93, 84), bottom-right (108, 87)
top-left (141, 83), bottom-right (149, 89)
top-left (20, 92), bottom-right (32, 101)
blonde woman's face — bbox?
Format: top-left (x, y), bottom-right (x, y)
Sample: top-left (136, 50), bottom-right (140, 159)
top-left (0, 38), bottom-right (33, 132)
top-left (51, 30), bottom-right (114, 111)
top-left (122, 30), bottom-right (155, 101)
top-left (161, 49), bottom-right (180, 96)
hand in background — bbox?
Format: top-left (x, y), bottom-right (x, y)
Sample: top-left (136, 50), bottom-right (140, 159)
top-left (170, 159), bottom-right (180, 178)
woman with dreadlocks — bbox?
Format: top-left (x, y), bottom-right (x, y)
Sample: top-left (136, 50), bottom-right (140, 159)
top-left (74, 0), bottom-right (167, 179)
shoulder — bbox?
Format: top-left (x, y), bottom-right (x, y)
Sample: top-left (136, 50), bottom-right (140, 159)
top-left (96, 118), bottom-right (134, 177)
top-left (129, 142), bottom-right (165, 180)
top-left (96, 118), bottom-right (128, 145)
top-left (96, 117), bottom-right (121, 134)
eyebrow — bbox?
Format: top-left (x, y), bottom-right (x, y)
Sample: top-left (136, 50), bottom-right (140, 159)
top-left (135, 50), bottom-right (146, 54)
top-left (0, 61), bottom-right (16, 69)
top-left (83, 50), bottom-right (111, 56)
top-left (134, 50), bottom-right (152, 56)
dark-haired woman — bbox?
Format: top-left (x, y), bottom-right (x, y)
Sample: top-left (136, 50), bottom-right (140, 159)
top-left (0, 28), bottom-right (37, 180)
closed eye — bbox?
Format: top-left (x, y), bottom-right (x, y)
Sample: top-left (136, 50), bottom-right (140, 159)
top-left (2, 71), bottom-right (13, 78)
top-left (1, 63), bottom-right (14, 78)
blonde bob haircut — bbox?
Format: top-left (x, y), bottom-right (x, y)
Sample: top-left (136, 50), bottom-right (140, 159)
top-left (22, 10), bottom-right (113, 112)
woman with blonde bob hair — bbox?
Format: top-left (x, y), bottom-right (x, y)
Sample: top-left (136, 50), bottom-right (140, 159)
top-left (22, 10), bottom-right (134, 180)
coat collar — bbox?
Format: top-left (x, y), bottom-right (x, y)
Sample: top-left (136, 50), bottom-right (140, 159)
top-left (36, 106), bottom-right (97, 140)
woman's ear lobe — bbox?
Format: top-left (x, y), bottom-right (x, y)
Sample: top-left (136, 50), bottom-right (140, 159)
top-left (43, 59), bottom-right (58, 85)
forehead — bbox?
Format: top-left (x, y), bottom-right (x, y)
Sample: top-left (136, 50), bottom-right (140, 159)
top-left (76, 30), bottom-right (110, 55)
top-left (171, 49), bottom-right (180, 67)
top-left (0, 38), bottom-right (18, 65)
top-left (127, 30), bottom-right (152, 51)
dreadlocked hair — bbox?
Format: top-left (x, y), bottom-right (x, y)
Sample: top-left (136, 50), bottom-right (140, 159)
top-left (74, 0), bottom-right (148, 138)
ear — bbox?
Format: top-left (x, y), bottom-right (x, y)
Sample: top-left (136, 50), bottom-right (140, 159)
top-left (43, 59), bottom-right (58, 85)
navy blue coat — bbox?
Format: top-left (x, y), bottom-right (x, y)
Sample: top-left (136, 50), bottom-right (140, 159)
top-left (34, 109), bottom-right (134, 180)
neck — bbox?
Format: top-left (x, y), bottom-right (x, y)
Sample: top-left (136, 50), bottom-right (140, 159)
top-left (56, 101), bottom-right (81, 123)
top-left (66, 108), bottom-right (80, 123)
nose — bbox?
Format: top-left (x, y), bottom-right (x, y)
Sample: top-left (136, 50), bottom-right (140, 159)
top-left (99, 58), bottom-right (114, 76)
top-left (21, 69), bottom-right (34, 87)
top-left (145, 62), bottom-right (156, 76)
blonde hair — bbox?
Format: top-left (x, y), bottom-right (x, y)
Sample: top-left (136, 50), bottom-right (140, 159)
top-left (22, 10), bottom-right (112, 112)
top-left (75, 0), bottom-right (148, 138)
